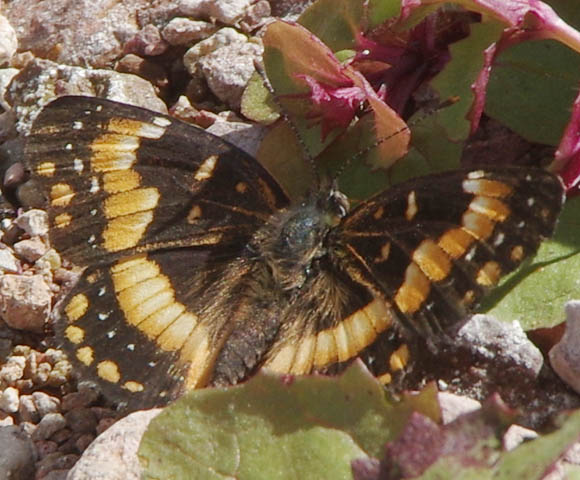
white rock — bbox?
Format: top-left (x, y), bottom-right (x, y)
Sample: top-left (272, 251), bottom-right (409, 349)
top-left (0, 387), bottom-right (20, 414)
top-left (67, 409), bottom-right (162, 480)
top-left (0, 249), bottom-right (19, 273)
top-left (550, 301), bottom-right (580, 395)
top-left (14, 209), bottom-right (49, 237)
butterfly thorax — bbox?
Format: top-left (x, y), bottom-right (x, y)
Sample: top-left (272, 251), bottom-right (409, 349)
top-left (252, 187), bottom-right (349, 291)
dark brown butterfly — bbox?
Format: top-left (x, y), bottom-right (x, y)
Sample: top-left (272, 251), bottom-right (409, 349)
top-left (24, 96), bottom-right (564, 410)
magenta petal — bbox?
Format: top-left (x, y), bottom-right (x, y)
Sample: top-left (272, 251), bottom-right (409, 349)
top-left (294, 74), bottom-right (366, 140)
top-left (556, 92), bottom-right (580, 192)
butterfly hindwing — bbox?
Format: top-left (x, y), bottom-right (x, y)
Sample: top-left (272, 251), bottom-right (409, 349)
top-left (334, 167), bottom-right (564, 336)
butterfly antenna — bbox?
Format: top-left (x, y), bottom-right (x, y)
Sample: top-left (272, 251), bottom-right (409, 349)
top-left (253, 61), bottom-right (321, 187)
top-left (333, 96), bottom-right (459, 181)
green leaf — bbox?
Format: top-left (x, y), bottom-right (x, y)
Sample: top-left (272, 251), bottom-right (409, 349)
top-left (256, 121), bottom-right (314, 200)
top-left (139, 362), bottom-right (440, 480)
top-left (367, 0), bottom-right (401, 28)
top-left (486, 39), bottom-right (580, 146)
top-left (240, 73), bottom-right (280, 125)
top-left (298, 0), bottom-right (365, 51)
top-left (481, 196), bottom-right (580, 329)
top-left (430, 20), bottom-right (505, 142)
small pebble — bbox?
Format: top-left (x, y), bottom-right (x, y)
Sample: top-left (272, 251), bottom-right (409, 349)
top-left (14, 209), bottom-right (49, 237)
top-left (50, 427), bottom-right (72, 445)
top-left (42, 469), bottom-right (70, 480)
top-left (36, 439), bottom-right (59, 458)
top-left (19, 421), bottom-right (36, 436)
top-left (33, 391), bottom-right (61, 416)
top-left (75, 433), bottom-right (95, 452)
top-left (31, 412), bottom-right (66, 441)
top-left (0, 355), bottom-right (26, 384)
top-left (18, 394), bottom-right (39, 423)
top-left (47, 360), bottom-right (72, 387)
top-left (0, 415), bottom-right (14, 426)
top-left (13, 236), bottom-right (47, 262)
top-left (161, 17), bottom-right (216, 45)
top-left (0, 386), bottom-right (19, 413)
top-left (35, 452), bottom-right (79, 478)
top-left (33, 362), bottom-right (52, 384)
top-left (61, 387), bottom-right (99, 412)
top-left (65, 408), bottom-right (98, 434)
top-left (0, 249), bottom-right (19, 272)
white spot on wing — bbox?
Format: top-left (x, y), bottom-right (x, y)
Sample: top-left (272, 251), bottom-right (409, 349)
top-left (153, 116), bottom-right (171, 128)
top-left (73, 158), bottom-right (84, 173)
top-left (467, 170), bottom-right (485, 179)
top-left (405, 191), bottom-right (418, 221)
top-left (194, 155), bottom-right (218, 181)
top-left (465, 245), bottom-right (477, 261)
top-left (138, 123), bottom-right (166, 139)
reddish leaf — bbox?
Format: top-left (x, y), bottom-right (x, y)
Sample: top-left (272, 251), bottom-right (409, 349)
top-left (553, 92), bottom-right (580, 194)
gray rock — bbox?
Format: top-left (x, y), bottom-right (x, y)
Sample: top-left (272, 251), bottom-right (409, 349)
top-left (0, 426), bottom-right (35, 480)
top-left (3, 0), bottom-right (147, 68)
top-left (65, 408), bottom-right (98, 434)
top-left (198, 40), bottom-right (263, 109)
top-left (206, 119), bottom-right (267, 157)
top-left (0, 386), bottom-right (19, 413)
top-left (240, 0), bottom-right (271, 32)
top-left (124, 24), bottom-right (168, 57)
top-left (0, 355), bottom-right (26, 385)
top-left (503, 424), bottom-right (538, 451)
top-left (7, 58), bottom-right (167, 134)
top-left (550, 301), bottom-right (580, 395)
top-left (161, 18), bottom-right (216, 46)
top-left (31, 412), bottom-right (67, 441)
top-left (0, 249), bottom-right (19, 273)
top-left (67, 409), bottom-right (161, 480)
top-left (13, 237), bottom-right (48, 263)
top-left (14, 209), bottom-right (49, 237)
top-left (458, 314), bottom-right (544, 376)
top-left (35, 452), bottom-right (79, 479)
top-left (0, 274), bottom-right (51, 332)
top-left (0, 15), bottom-right (17, 67)
top-left (183, 27), bottom-right (247, 68)
top-left (178, 0), bottom-right (253, 25)
top-left (32, 392), bottom-right (61, 417)
top-left (18, 394), bottom-right (38, 423)
top-left (437, 392), bottom-right (481, 424)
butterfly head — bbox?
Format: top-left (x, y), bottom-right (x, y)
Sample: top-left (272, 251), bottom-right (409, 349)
top-left (253, 185), bottom-right (349, 291)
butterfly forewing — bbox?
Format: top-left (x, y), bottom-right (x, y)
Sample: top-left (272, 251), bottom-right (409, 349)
top-left (25, 96), bottom-right (289, 266)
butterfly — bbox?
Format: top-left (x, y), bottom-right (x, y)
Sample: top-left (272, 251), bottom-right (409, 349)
top-left (23, 95), bottom-right (565, 410)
